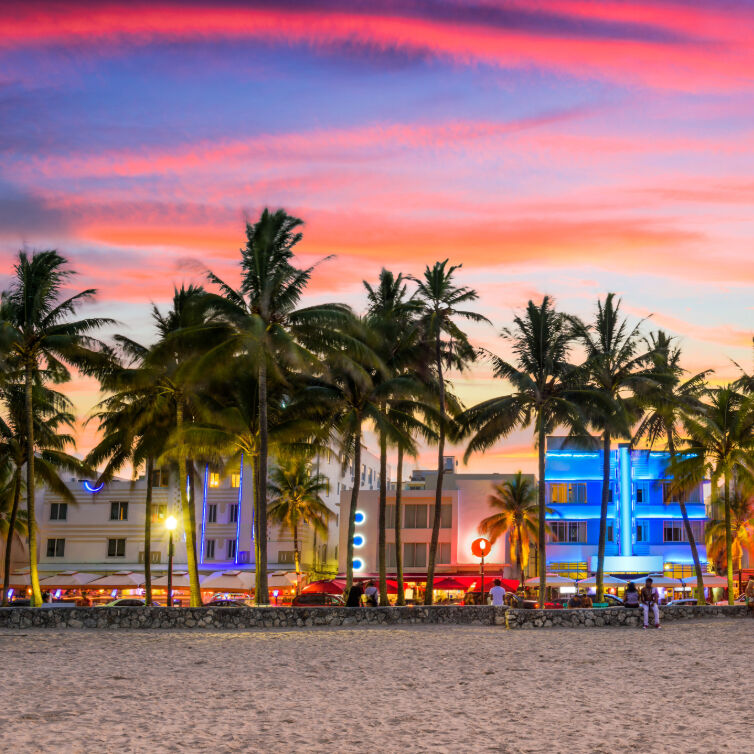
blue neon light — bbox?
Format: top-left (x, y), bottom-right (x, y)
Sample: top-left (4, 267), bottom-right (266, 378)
top-left (353, 534), bottom-right (364, 548)
top-left (200, 464), bottom-right (209, 563)
top-left (619, 444), bottom-right (632, 556)
top-left (353, 558), bottom-right (364, 571)
top-left (354, 511), bottom-right (365, 525)
top-left (83, 481), bottom-right (104, 494)
top-left (235, 455), bottom-right (243, 564)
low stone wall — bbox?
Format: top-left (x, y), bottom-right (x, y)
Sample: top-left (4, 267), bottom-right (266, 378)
top-left (505, 604), bottom-right (749, 629)
top-left (0, 604), bottom-right (505, 630)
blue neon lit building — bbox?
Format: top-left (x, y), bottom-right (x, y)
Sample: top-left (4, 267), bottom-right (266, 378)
top-left (544, 436), bottom-right (709, 578)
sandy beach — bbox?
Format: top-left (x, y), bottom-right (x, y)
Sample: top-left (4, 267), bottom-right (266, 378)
top-left (1, 620), bottom-right (750, 753)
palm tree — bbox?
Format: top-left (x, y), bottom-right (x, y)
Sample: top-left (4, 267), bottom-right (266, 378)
top-left (634, 331), bottom-right (710, 604)
top-left (413, 260), bottom-right (488, 604)
top-left (479, 472), bottom-right (551, 587)
top-left (0, 461), bottom-right (26, 596)
top-left (569, 294), bottom-right (653, 601)
top-left (674, 386), bottom-right (754, 603)
top-left (706, 484), bottom-right (754, 575)
top-left (1, 251), bottom-right (112, 605)
top-left (363, 269), bottom-right (427, 604)
top-left (268, 454), bottom-right (334, 592)
top-left (204, 208), bottom-right (353, 603)
top-left (461, 296), bottom-right (586, 607)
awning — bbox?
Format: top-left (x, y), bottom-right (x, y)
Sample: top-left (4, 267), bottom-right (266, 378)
top-left (151, 572), bottom-right (192, 588)
top-left (301, 579), bottom-right (346, 595)
top-left (39, 571), bottom-right (100, 588)
top-left (200, 570), bottom-right (253, 592)
top-left (432, 577), bottom-right (467, 591)
top-left (525, 573), bottom-right (576, 587)
top-left (87, 571), bottom-right (145, 588)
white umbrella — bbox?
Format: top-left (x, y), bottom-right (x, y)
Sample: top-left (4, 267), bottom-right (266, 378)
top-left (7, 570), bottom-right (32, 586)
top-left (200, 570), bottom-right (254, 592)
top-left (151, 572), bottom-right (192, 588)
top-left (87, 571), bottom-right (145, 588)
top-left (643, 573), bottom-right (683, 587)
top-left (689, 573), bottom-right (728, 587)
top-left (39, 571), bottom-right (99, 587)
top-left (580, 575), bottom-right (627, 586)
top-left (268, 571), bottom-right (297, 588)
top-left (525, 573), bottom-right (575, 587)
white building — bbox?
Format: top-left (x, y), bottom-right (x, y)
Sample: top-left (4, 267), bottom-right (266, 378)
top-left (5, 447), bottom-right (383, 592)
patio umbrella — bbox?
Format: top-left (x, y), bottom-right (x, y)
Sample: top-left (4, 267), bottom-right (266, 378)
top-left (579, 575), bottom-right (627, 586)
top-left (39, 571), bottom-right (99, 588)
top-left (301, 579), bottom-right (345, 595)
top-left (433, 577), bottom-right (466, 591)
top-left (151, 572), bottom-right (192, 588)
top-left (87, 571), bottom-right (145, 588)
top-left (691, 573), bottom-right (729, 587)
top-left (643, 573), bottom-right (683, 587)
top-left (7, 570), bottom-right (32, 586)
top-left (268, 571), bottom-right (298, 588)
top-left (525, 573), bottom-right (575, 587)
top-left (200, 570), bottom-right (254, 592)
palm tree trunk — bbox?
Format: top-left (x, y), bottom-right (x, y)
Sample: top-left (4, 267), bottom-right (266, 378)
top-left (378, 420), bottom-right (388, 605)
top-left (2, 467), bottom-right (22, 605)
top-left (256, 359), bottom-right (269, 605)
top-left (395, 446), bottom-right (404, 606)
top-left (143, 457), bottom-right (154, 605)
top-left (176, 399), bottom-right (201, 607)
top-left (346, 427), bottom-right (362, 593)
top-left (186, 458), bottom-right (199, 576)
top-left (537, 419), bottom-right (546, 608)
top-left (293, 523), bottom-right (300, 595)
top-left (252, 452), bottom-right (260, 597)
top-left (724, 471), bottom-right (734, 605)
top-left (678, 494), bottom-right (705, 604)
top-left (425, 335), bottom-right (445, 605)
top-left (25, 362), bottom-right (42, 607)
top-left (596, 432), bottom-right (611, 602)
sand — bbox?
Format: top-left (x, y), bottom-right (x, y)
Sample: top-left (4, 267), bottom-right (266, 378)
top-left (0, 621), bottom-right (751, 753)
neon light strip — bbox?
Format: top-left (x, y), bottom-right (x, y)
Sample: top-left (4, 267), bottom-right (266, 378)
top-left (83, 481), bottom-right (104, 494)
top-left (619, 444), bottom-right (632, 556)
top-left (235, 454), bottom-right (243, 565)
top-left (200, 464), bottom-right (208, 564)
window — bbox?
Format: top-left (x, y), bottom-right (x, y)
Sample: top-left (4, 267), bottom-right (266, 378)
top-left (209, 472), bottom-right (220, 488)
top-left (662, 482), bottom-right (674, 504)
top-left (138, 551), bottom-right (161, 564)
top-left (151, 504), bottom-right (168, 523)
top-left (438, 542), bottom-right (451, 564)
top-left (361, 464), bottom-right (366, 483)
top-left (548, 562), bottom-right (588, 580)
top-left (665, 562), bottom-right (709, 579)
top-left (607, 484), bottom-right (613, 503)
top-left (205, 539), bottom-right (216, 559)
top-left (387, 543), bottom-right (396, 568)
top-left (440, 504), bottom-right (452, 529)
top-left (207, 504), bottom-right (217, 524)
top-left (550, 521), bottom-right (587, 543)
top-left (403, 542), bottom-right (427, 568)
top-left (368, 468), bottom-right (373, 485)
top-left (107, 538), bottom-right (126, 557)
top-left (46, 538), bottom-right (65, 557)
top-left (549, 483), bottom-right (587, 503)
top-left (50, 503), bottom-right (68, 521)
top-left (636, 483), bottom-right (650, 504)
top-left (607, 524), bottom-right (614, 542)
top-left (110, 501), bottom-right (128, 521)
top-left (230, 473), bottom-right (241, 489)
top-left (404, 504), bottom-right (428, 529)
top-left (386, 505), bottom-right (396, 529)
top-left (278, 550), bottom-right (296, 564)
top-left (151, 469), bottom-right (168, 487)
top-left (228, 504), bottom-right (238, 524)
top-left (636, 520), bottom-right (649, 542)
top-left (664, 520), bottom-right (704, 543)
top-left (226, 539), bottom-right (237, 559)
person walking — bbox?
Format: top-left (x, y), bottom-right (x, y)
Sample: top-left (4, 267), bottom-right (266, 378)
top-left (489, 578), bottom-right (506, 606)
top-left (639, 577), bottom-right (660, 629)
top-left (346, 581), bottom-right (364, 607)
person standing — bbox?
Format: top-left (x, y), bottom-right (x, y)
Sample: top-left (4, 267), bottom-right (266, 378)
top-left (489, 578), bottom-right (506, 607)
top-left (639, 577), bottom-right (660, 629)
top-left (364, 580), bottom-right (379, 607)
top-left (346, 581), bottom-right (364, 607)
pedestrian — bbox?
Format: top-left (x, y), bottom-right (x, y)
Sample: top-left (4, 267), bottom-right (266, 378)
top-left (489, 578), bottom-right (506, 606)
top-left (346, 581), bottom-right (364, 607)
top-left (745, 578), bottom-right (754, 605)
top-left (639, 577), bottom-right (661, 629)
top-left (623, 582), bottom-right (640, 608)
top-left (364, 580), bottom-right (379, 607)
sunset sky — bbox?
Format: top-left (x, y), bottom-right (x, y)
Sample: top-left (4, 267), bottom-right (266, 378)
top-left (2, 1), bottom-right (752, 473)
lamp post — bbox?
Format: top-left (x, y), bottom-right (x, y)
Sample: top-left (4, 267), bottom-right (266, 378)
top-left (165, 515), bottom-right (177, 607)
top-left (471, 537), bottom-right (491, 605)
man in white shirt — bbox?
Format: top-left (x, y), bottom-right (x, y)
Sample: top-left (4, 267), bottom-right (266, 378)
top-left (639, 577), bottom-right (661, 629)
top-left (489, 578), bottom-right (506, 606)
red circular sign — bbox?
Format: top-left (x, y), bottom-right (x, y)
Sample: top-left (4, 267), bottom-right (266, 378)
top-left (471, 537), bottom-right (490, 558)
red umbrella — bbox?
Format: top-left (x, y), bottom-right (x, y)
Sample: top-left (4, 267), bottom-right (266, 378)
top-left (301, 579), bottom-right (345, 595)
top-left (433, 577), bottom-right (466, 591)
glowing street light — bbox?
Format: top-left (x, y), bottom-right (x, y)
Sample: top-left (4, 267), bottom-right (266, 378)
top-left (471, 537), bottom-right (491, 605)
top-left (165, 515), bottom-right (177, 607)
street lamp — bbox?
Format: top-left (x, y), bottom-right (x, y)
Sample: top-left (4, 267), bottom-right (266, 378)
top-left (165, 515), bottom-right (177, 607)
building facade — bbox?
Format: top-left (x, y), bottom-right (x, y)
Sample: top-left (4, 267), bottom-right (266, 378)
top-left (338, 457), bottom-right (534, 580)
top-left (545, 436), bottom-right (710, 580)
top-left (10, 447), bottom-right (382, 584)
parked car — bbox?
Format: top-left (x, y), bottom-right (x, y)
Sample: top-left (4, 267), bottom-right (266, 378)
top-left (603, 594), bottom-right (624, 607)
top-left (204, 599), bottom-right (248, 607)
top-left (100, 598), bottom-right (161, 607)
top-left (667, 598), bottom-right (710, 606)
top-left (463, 591), bottom-right (558, 608)
top-left (291, 592), bottom-right (345, 607)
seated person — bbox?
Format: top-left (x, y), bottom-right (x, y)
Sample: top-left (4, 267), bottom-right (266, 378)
top-left (567, 592), bottom-right (581, 608)
top-left (579, 591), bottom-right (593, 608)
top-left (639, 577), bottom-right (661, 629)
